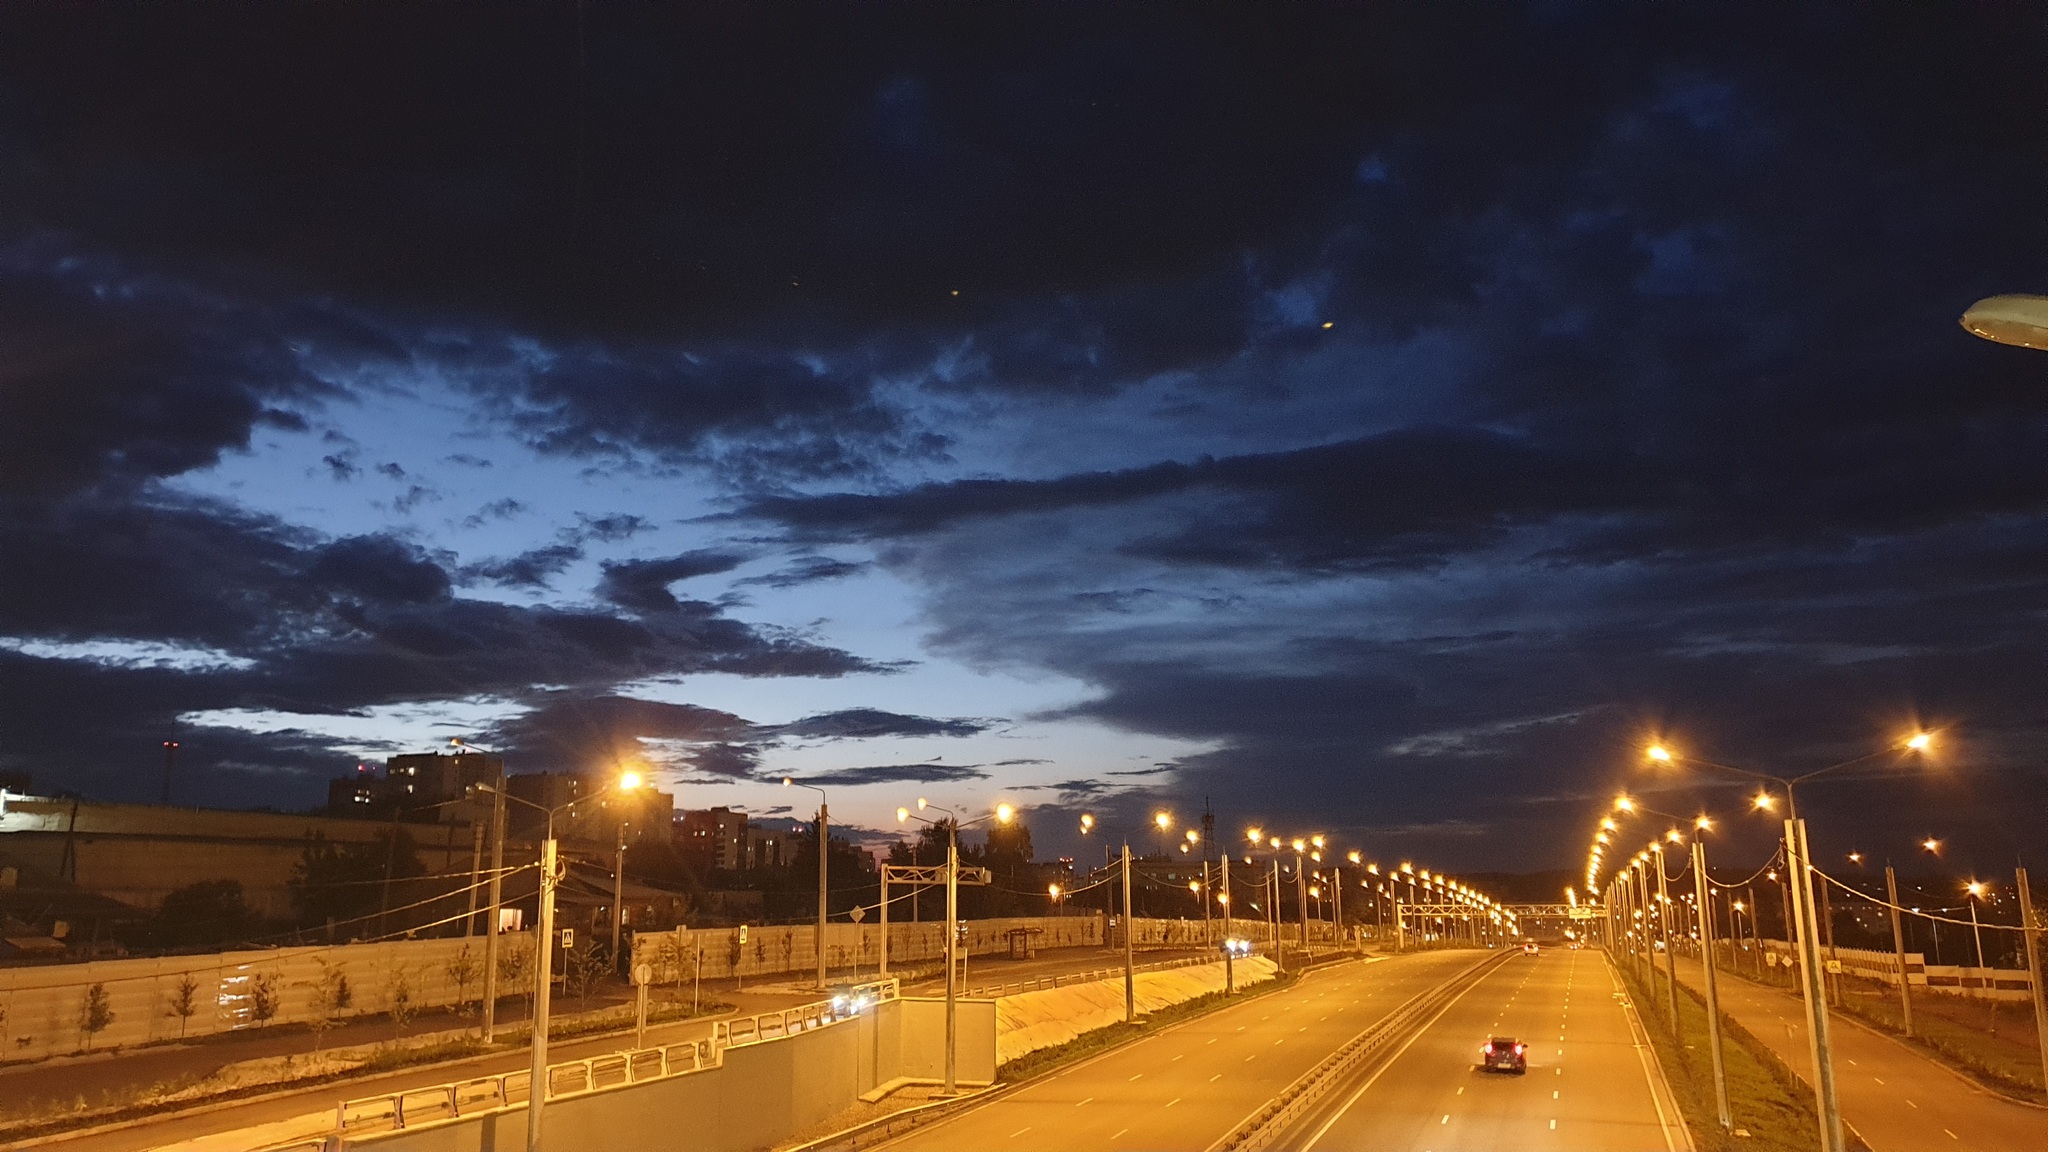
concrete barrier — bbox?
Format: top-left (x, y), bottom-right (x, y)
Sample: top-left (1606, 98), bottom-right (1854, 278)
top-left (993, 956), bottom-right (1278, 1065)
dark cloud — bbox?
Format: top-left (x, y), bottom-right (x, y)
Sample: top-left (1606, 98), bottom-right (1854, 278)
top-left (735, 555), bottom-right (871, 589)
top-left (767, 708), bottom-right (994, 741)
top-left (573, 513), bottom-right (654, 542)
top-left (462, 498), bottom-right (528, 528)
top-left (594, 551), bottom-right (750, 614)
top-left (797, 762), bottom-right (990, 787)
top-left (461, 543), bottom-right (583, 589)
top-left (493, 693), bottom-right (750, 775)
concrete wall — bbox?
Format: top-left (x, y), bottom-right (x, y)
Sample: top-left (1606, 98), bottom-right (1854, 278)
top-left (1751, 939), bottom-right (2035, 1001)
top-left (351, 993), bottom-right (985, 1152)
top-left (894, 996), bottom-right (998, 1085)
top-left (0, 933), bottom-right (528, 1060)
top-left (993, 956), bottom-right (1278, 1065)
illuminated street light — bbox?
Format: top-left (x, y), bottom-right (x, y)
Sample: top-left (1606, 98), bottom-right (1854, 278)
top-left (1922, 838), bottom-right (1942, 855)
top-left (1961, 294), bottom-right (2048, 350)
top-left (1614, 795), bottom-right (1636, 813)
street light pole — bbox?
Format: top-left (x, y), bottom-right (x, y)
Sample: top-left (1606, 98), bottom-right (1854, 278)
top-left (1885, 864), bottom-right (1915, 1036)
top-left (785, 778), bottom-right (831, 991)
top-left (527, 831), bottom-right (557, 1152)
top-left (1692, 838), bottom-right (1731, 1132)
top-left (946, 825), bottom-right (959, 1093)
top-left (1122, 841), bottom-right (1136, 1022)
top-left (482, 779), bottom-right (507, 1043)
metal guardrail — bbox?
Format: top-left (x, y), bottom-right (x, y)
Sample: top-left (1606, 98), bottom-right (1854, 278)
top-left (336, 978), bottom-right (899, 1136)
top-left (1214, 949), bottom-right (1516, 1152)
top-left (962, 953), bottom-right (1216, 998)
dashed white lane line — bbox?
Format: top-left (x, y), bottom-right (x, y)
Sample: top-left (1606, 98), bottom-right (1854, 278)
top-left (1944, 1129), bottom-right (1959, 1140)
top-left (1166, 1097), bottom-right (1182, 1108)
top-left (1210, 1074), bottom-right (1222, 1082)
top-left (1906, 1099), bottom-right (1918, 1108)
top-left (1550, 1119), bottom-right (1558, 1130)
top-left (1172, 1054), bottom-right (1184, 1062)
top-left (1129, 1073), bottom-right (1143, 1081)
top-left (1246, 1054), bottom-right (1258, 1062)
top-left (1110, 1128), bottom-right (1129, 1141)
top-left (1553, 1090), bottom-right (1559, 1099)
top-left (1075, 1097), bottom-right (1092, 1107)
top-left (1010, 1127), bottom-right (1031, 1138)
top-left (1441, 1114), bottom-right (1450, 1124)
top-left (1456, 1087), bottom-right (1465, 1095)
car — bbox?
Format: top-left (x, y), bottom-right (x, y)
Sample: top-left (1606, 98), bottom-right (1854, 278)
top-left (1522, 941), bottom-right (1539, 955)
top-left (1480, 1037), bottom-right (1528, 1074)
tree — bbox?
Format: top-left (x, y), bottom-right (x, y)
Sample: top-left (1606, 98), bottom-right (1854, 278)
top-left (154, 880), bottom-right (257, 948)
top-left (79, 983), bottom-right (115, 1051)
top-left (306, 961), bottom-right (354, 1054)
top-left (289, 830), bottom-right (425, 928)
top-left (445, 945), bottom-right (481, 1019)
top-left (248, 973), bottom-right (280, 1025)
top-left (387, 966), bottom-right (418, 1038)
top-left (166, 973), bottom-right (201, 1038)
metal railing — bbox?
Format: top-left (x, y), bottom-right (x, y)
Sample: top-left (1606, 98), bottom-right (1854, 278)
top-left (337, 978), bottom-right (898, 1136)
top-left (963, 953), bottom-right (1217, 998)
top-left (1216, 949), bottom-right (1515, 1152)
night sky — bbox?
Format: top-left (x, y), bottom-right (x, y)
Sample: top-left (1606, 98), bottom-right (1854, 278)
top-left (3, 3), bottom-right (2045, 875)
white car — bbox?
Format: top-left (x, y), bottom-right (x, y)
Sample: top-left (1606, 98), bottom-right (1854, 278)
top-left (1522, 942), bottom-right (1539, 955)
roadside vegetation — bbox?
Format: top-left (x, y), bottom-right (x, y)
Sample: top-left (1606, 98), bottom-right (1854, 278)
top-left (1617, 957), bottom-right (1866, 1152)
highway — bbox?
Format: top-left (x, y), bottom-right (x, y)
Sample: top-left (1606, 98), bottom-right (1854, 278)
top-left (875, 949), bottom-right (1490, 1152)
top-left (1291, 947), bottom-right (1685, 1152)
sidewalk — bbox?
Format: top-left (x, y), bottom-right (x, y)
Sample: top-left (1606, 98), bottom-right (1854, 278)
top-left (1665, 954), bottom-right (2048, 1152)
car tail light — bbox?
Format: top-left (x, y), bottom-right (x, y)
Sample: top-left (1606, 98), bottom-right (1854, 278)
top-left (1481, 1044), bottom-right (1491, 1056)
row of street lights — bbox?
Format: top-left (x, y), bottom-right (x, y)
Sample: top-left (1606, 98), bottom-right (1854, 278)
top-left (1591, 730), bottom-right (1936, 1152)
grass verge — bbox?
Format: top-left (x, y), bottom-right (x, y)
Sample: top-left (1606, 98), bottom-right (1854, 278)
top-left (1618, 957), bottom-right (1863, 1152)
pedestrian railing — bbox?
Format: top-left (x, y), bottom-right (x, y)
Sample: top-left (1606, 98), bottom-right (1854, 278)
top-left (962, 953), bottom-right (1215, 998)
top-left (1216, 949), bottom-right (1514, 1152)
top-left (337, 978), bottom-right (898, 1136)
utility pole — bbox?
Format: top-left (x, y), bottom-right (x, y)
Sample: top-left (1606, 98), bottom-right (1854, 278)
top-left (1787, 817), bottom-right (1846, 1152)
top-left (817, 797), bottom-right (829, 991)
top-left (1296, 851), bottom-right (1310, 957)
top-left (1270, 860), bottom-right (1283, 970)
top-left (945, 829), bottom-right (959, 1094)
top-left (464, 822), bottom-right (484, 939)
top-left (610, 822), bottom-right (628, 971)
top-left (2016, 867), bottom-right (2048, 1097)
top-left (527, 835), bottom-right (558, 1152)
top-left (1222, 858), bottom-right (1235, 993)
top-left (1885, 864), bottom-right (1915, 1036)
top-left (1122, 842), bottom-right (1136, 1022)
top-left (1693, 839), bottom-right (1731, 1132)
top-left (481, 783), bottom-right (507, 1042)
top-left (160, 737), bottom-right (179, 804)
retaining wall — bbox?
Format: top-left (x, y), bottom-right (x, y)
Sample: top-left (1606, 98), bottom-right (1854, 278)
top-left (993, 956), bottom-right (1279, 1065)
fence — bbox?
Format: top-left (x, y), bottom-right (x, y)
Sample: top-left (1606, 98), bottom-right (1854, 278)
top-left (1736, 939), bottom-right (2035, 1001)
top-left (0, 933), bottom-right (530, 1061)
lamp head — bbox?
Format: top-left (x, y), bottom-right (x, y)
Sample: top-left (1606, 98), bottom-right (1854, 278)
top-left (1048, 883), bottom-right (1061, 898)
top-left (1666, 829), bottom-right (1683, 844)
top-left (916, 797), bottom-right (929, 811)
top-left (1646, 744), bottom-right (1672, 763)
top-left (1966, 880), bottom-right (1987, 898)
top-left (1246, 827), bottom-right (1262, 843)
top-left (995, 802), bottom-right (1015, 824)
top-left (1080, 813), bottom-right (1096, 832)
top-left (1614, 795), bottom-right (1636, 813)
top-left (619, 770), bottom-right (644, 792)
top-left (1752, 792), bottom-right (1777, 812)
top-left (1348, 850), bottom-right (1361, 864)
top-left (1906, 731), bottom-right (1933, 751)
top-left (896, 807), bottom-right (911, 824)
top-left (1292, 838), bottom-right (1306, 852)
top-left (782, 777), bottom-right (792, 787)
top-left (1921, 837), bottom-right (1941, 854)
top-left (1694, 815), bottom-right (1712, 831)
top-left (1154, 811), bottom-right (1172, 831)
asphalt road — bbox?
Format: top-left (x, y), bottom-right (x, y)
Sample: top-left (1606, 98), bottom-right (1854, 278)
top-left (874, 949), bottom-right (1491, 1152)
top-left (1292, 947), bottom-right (1685, 1152)
top-left (1676, 959), bottom-right (2048, 1152)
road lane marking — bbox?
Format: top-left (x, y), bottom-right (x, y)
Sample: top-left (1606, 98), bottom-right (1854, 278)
top-left (1873, 1077), bottom-right (1883, 1085)
top-left (1944, 1130), bottom-right (1958, 1140)
top-left (1207, 1038), bottom-right (1217, 1044)
top-left (1246, 1054), bottom-right (1257, 1061)
top-left (1456, 1087), bottom-right (1464, 1095)
top-left (1010, 1127), bottom-right (1031, 1138)
top-left (1167, 1097), bottom-right (1182, 1108)
top-left (1076, 1097), bottom-right (1092, 1107)
top-left (1129, 1073), bottom-right (1143, 1081)
top-left (1299, 1026), bottom-right (1308, 1032)
top-left (1211, 1074), bottom-right (1222, 1082)
top-left (1550, 1119), bottom-right (1557, 1130)
top-left (1111, 1128), bottom-right (1129, 1141)
top-left (1441, 1114), bottom-right (1449, 1124)
top-left (1172, 1054), bottom-right (1184, 1061)
top-left (1906, 1099), bottom-right (1918, 1108)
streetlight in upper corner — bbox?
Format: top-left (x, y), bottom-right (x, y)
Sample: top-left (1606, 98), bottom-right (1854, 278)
top-left (1961, 294), bottom-right (2048, 351)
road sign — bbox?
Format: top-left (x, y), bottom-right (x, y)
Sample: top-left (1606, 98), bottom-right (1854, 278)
top-left (632, 963), bottom-right (653, 986)
top-left (738, 923), bottom-right (749, 944)
top-left (848, 905), bottom-right (866, 922)
top-left (560, 928), bottom-right (574, 948)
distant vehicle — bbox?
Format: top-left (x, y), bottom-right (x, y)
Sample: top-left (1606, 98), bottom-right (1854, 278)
top-left (1220, 937), bottom-right (1258, 959)
top-left (1522, 941), bottom-right (1539, 955)
top-left (1480, 1037), bottom-right (1527, 1074)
